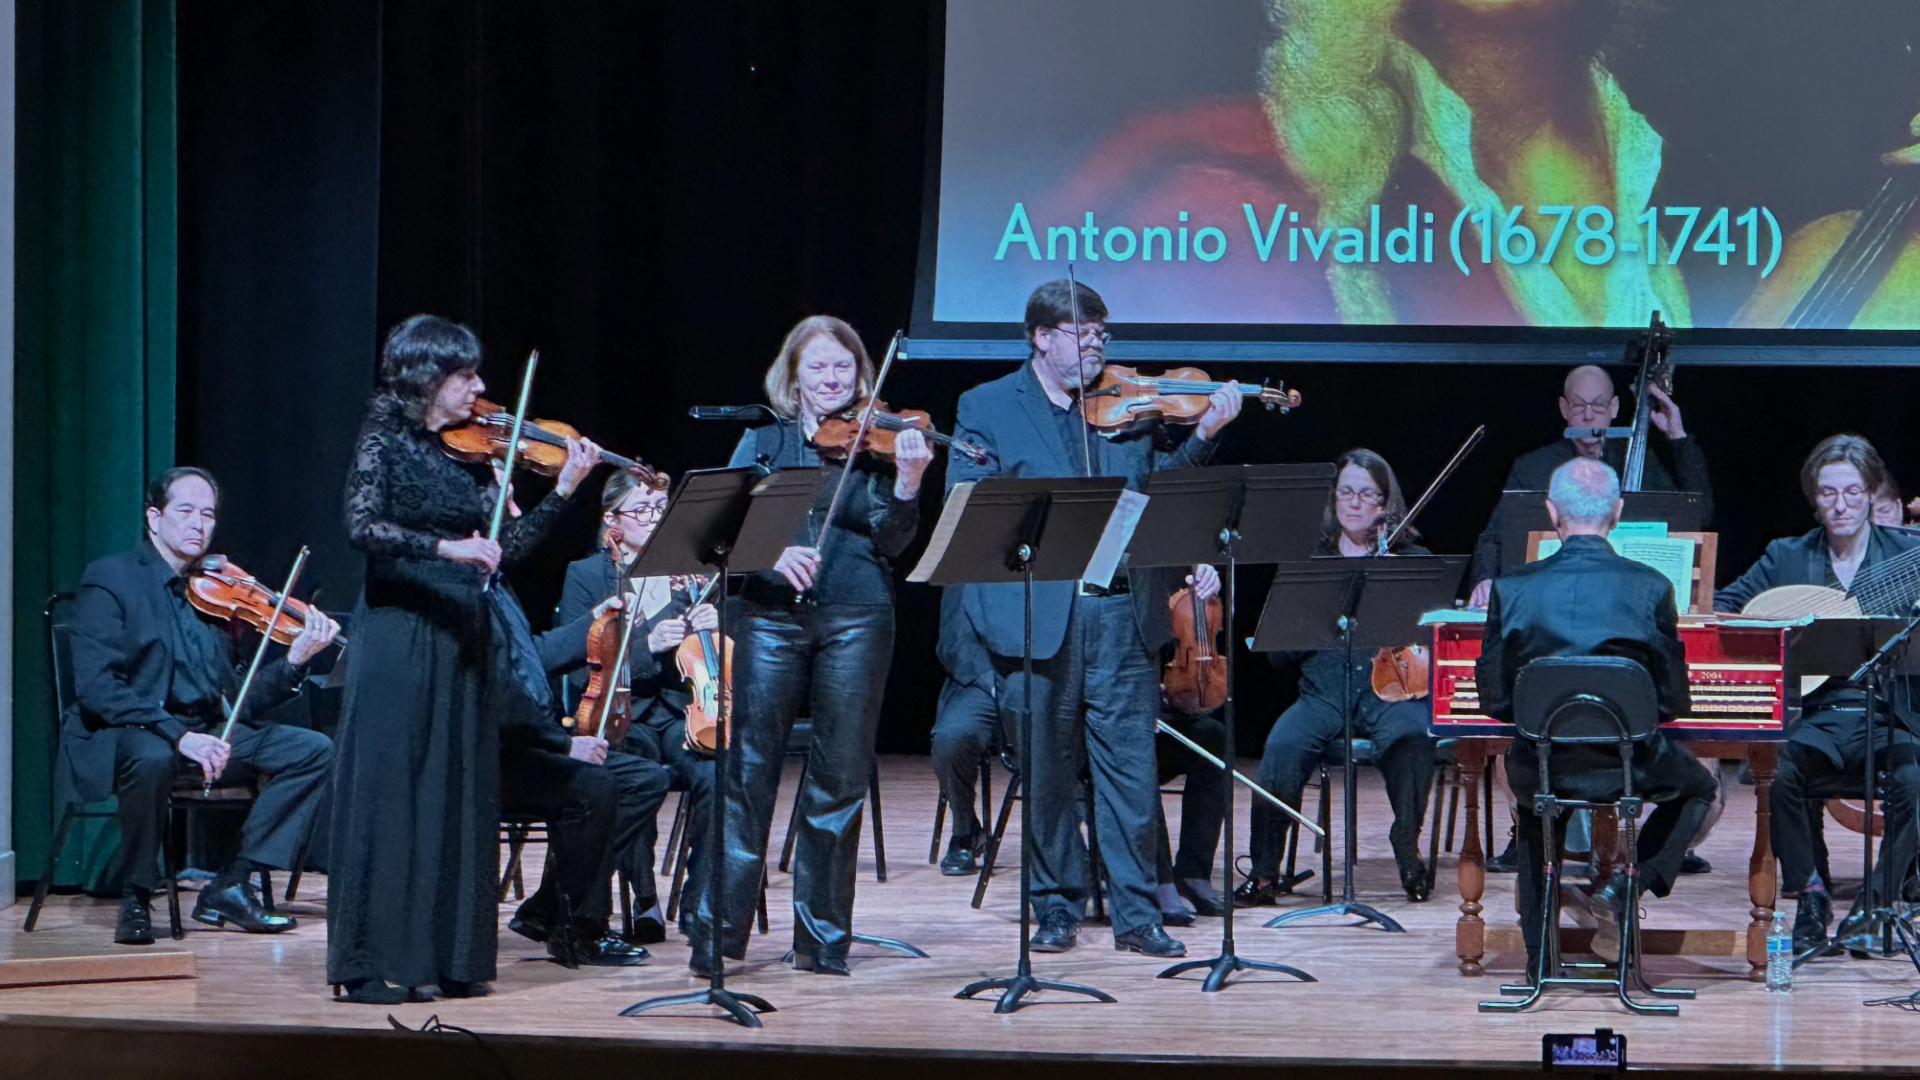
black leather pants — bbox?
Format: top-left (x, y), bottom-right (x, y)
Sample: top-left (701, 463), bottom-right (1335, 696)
top-left (685, 601), bottom-right (893, 962)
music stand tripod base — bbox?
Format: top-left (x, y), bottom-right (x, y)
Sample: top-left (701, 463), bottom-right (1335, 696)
top-left (1263, 902), bottom-right (1405, 933)
top-left (780, 933), bottom-right (930, 965)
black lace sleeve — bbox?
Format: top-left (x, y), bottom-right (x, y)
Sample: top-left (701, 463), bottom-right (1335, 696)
top-left (344, 425), bottom-right (445, 561)
top-left (866, 469), bottom-right (920, 560)
top-left (499, 488), bottom-right (570, 567)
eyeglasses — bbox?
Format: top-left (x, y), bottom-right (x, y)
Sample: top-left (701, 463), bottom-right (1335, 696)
top-left (1816, 485), bottom-right (1869, 507)
top-left (1335, 487), bottom-right (1386, 507)
top-left (1564, 396), bottom-right (1616, 419)
top-left (1051, 325), bottom-right (1111, 348)
top-left (614, 505), bottom-right (666, 524)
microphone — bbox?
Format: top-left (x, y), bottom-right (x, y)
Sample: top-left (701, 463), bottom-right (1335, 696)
top-left (1564, 426), bottom-right (1633, 440)
top-left (689, 405), bottom-right (774, 421)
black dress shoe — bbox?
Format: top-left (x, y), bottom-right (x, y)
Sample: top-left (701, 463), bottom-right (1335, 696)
top-left (1589, 872), bottom-right (1630, 962)
top-left (1485, 835), bottom-right (1520, 874)
top-left (1176, 877), bottom-right (1229, 918)
top-left (1159, 905), bottom-right (1197, 928)
top-left (1792, 890), bottom-right (1833, 956)
top-left (114, 893), bottom-right (155, 946)
top-left (1231, 877), bottom-right (1284, 908)
top-left (1398, 856), bottom-right (1433, 903)
top-left (334, 979), bottom-right (409, 1005)
top-left (1113, 925), bottom-right (1186, 958)
top-left (192, 878), bottom-right (295, 933)
top-left (792, 950), bottom-right (851, 976)
top-left (628, 914), bottom-right (668, 946)
top-left (437, 980), bottom-right (493, 999)
top-left (688, 944), bottom-right (720, 978)
top-left (939, 846), bottom-right (978, 877)
top-left (508, 909), bottom-right (550, 943)
top-left (1680, 850), bottom-right (1712, 875)
top-left (1029, 909), bottom-right (1079, 953)
top-left (553, 933), bottom-right (650, 967)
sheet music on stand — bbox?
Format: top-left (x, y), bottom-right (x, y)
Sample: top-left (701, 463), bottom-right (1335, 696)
top-left (909, 477), bottom-right (1135, 586)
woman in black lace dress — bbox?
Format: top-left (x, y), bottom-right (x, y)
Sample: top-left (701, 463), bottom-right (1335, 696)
top-left (326, 315), bottom-right (600, 1003)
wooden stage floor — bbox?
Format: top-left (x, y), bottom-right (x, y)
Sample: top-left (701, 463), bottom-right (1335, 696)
top-left (4, 755), bottom-right (1920, 1076)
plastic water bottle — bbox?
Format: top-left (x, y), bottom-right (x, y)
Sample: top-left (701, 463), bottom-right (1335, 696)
top-left (1766, 910), bottom-right (1793, 992)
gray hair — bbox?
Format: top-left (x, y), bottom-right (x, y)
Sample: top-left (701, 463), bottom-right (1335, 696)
top-left (1548, 458), bottom-right (1621, 528)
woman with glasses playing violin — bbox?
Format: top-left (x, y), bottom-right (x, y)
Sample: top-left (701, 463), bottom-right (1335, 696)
top-left (555, 469), bottom-right (719, 946)
top-left (1236, 449), bottom-right (1439, 908)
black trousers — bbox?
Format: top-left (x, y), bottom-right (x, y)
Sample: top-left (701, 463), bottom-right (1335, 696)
top-left (1156, 712), bottom-right (1227, 883)
top-left (689, 602), bottom-right (893, 961)
top-left (1248, 694), bottom-right (1433, 879)
top-left (999, 594), bottom-right (1163, 936)
top-left (501, 746), bottom-right (668, 933)
top-left (929, 676), bottom-right (1000, 850)
top-left (1771, 711), bottom-right (1920, 897)
top-left (1505, 734), bottom-right (1714, 974)
top-left (111, 722), bottom-right (333, 892)
top-left (621, 705), bottom-right (716, 905)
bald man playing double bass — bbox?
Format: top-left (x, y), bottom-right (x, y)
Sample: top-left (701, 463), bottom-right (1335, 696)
top-left (1469, 364), bottom-right (1714, 610)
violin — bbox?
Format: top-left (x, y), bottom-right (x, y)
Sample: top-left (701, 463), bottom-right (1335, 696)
top-left (1080, 365), bottom-right (1300, 436)
top-left (1163, 585), bottom-right (1227, 716)
top-left (1370, 644), bottom-right (1430, 702)
top-left (187, 556), bottom-right (346, 650)
top-left (442, 398), bottom-right (667, 490)
top-left (674, 576), bottom-right (733, 755)
top-left (1358, 426), bottom-right (1486, 705)
top-left (811, 397), bottom-right (988, 465)
top-left (571, 531), bottom-right (648, 744)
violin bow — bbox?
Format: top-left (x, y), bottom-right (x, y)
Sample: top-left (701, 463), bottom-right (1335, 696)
top-left (812, 330), bottom-right (903, 565)
top-left (209, 546), bottom-right (309, 793)
top-left (1379, 425), bottom-right (1485, 555)
top-left (1067, 262), bottom-right (1095, 479)
top-left (481, 350), bottom-right (541, 593)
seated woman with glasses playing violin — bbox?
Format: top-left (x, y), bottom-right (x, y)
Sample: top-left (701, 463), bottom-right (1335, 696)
top-left (1237, 449), bottom-right (1438, 908)
top-left (1714, 434), bottom-right (1920, 958)
top-left (555, 469), bottom-right (719, 946)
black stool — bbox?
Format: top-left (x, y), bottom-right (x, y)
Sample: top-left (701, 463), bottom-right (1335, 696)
top-left (1480, 656), bottom-right (1694, 1016)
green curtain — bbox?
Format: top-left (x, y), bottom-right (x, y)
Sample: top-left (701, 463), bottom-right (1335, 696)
top-left (14, 0), bottom-right (177, 893)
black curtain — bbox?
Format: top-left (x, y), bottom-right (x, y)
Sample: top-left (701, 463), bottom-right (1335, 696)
top-left (179, 1), bottom-right (1919, 754)
top-left (176, 0), bottom-right (383, 606)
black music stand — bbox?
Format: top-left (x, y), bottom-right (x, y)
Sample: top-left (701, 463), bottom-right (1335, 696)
top-left (620, 466), bottom-right (815, 1028)
top-left (1254, 556), bottom-right (1469, 932)
top-left (915, 476), bottom-right (1129, 1013)
top-left (1127, 465), bottom-right (1331, 991)
top-left (1495, 491), bottom-right (1703, 576)
top-left (1785, 615), bottom-right (1920, 980)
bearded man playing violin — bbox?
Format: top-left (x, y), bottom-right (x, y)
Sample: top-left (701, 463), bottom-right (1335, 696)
top-left (66, 467), bottom-right (338, 947)
top-left (556, 468), bottom-right (719, 946)
top-left (947, 279), bottom-right (1243, 959)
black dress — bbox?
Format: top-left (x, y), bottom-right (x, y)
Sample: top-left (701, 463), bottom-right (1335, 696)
top-left (325, 393), bottom-right (571, 992)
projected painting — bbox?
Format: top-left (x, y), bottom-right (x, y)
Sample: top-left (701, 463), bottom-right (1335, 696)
top-left (930, 0), bottom-right (1920, 330)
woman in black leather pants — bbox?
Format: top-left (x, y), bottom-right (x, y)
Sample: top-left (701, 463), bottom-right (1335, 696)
top-left (682, 315), bottom-right (929, 976)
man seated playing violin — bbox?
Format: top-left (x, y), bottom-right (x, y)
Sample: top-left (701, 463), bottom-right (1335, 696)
top-left (1714, 434), bottom-right (1920, 957)
top-left (557, 469), bottom-right (718, 944)
top-left (67, 467), bottom-right (338, 946)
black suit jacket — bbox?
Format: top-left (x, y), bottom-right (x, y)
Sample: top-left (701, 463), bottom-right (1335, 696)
top-left (1471, 435), bottom-right (1712, 585)
top-left (1476, 534), bottom-right (1690, 728)
top-left (557, 551), bottom-right (692, 722)
top-left (947, 363), bottom-right (1213, 660)
top-left (65, 544), bottom-right (307, 803)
